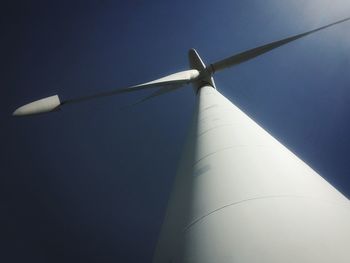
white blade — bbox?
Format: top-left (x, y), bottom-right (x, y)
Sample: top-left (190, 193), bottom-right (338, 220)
top-left (121, 84), bottom-right (184, 109)
top-left (12, 95), bottom-right (61, 116)
top-left (13, 69), bottom-right (199, 116)
top-left (207, 17), bottom-right (350, 74)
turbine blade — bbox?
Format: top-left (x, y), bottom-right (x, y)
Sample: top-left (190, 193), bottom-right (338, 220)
top-left (13, 70), bottom-right (199, 116)
top-left (12, 95), bottom-right (61, 116)
top-left (209, 17), bottom-right (350, 73)
top-left (62, 69), bottom-right (199, 105)
top-left (121, 84), bottom-right (184, 109)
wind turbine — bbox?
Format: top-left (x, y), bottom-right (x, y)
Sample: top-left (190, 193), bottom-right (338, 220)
top-left (13, 18), bottom-right (350, 263)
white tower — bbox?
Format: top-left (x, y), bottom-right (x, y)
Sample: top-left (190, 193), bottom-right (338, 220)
top-left (152, 50), bottom-right (350, 263)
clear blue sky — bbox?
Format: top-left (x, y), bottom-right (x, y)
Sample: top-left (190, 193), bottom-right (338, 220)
top-left (2, 1), bottom-right (350, 262)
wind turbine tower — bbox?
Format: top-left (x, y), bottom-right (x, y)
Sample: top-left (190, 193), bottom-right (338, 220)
top-left (13, 18), bottom-right (350, 263)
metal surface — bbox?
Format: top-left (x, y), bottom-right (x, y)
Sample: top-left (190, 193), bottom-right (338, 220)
top-left (153, 85), bottom-right (350, 263)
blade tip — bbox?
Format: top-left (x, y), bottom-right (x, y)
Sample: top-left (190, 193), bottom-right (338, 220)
top-left (12, 108), bottom-right (23, 116)
top-left (12, 95), bottom-right (61, 117)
